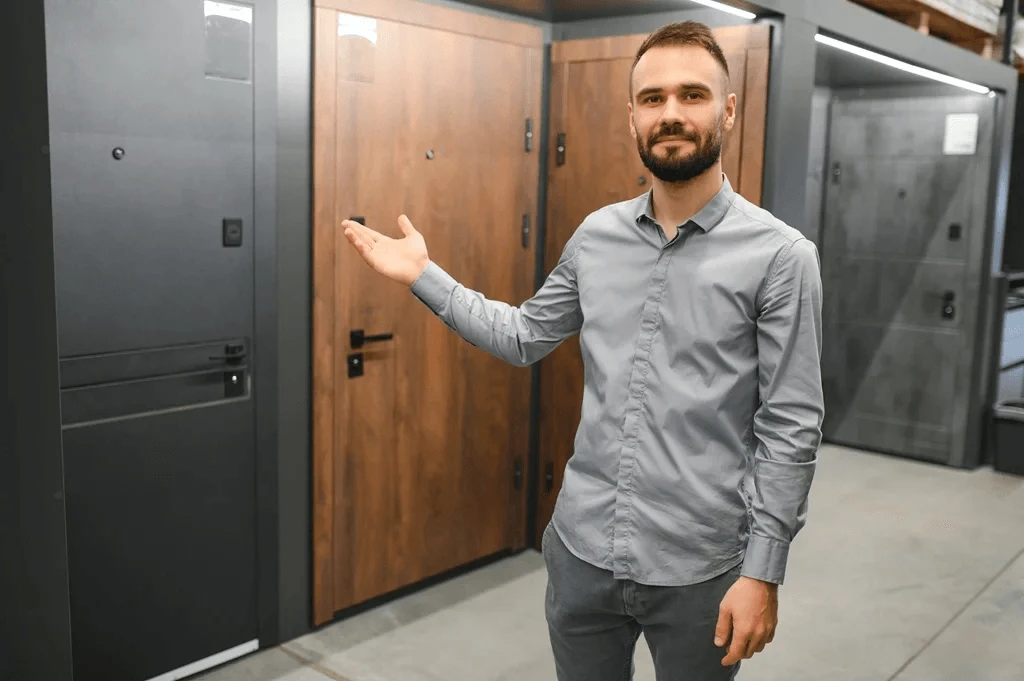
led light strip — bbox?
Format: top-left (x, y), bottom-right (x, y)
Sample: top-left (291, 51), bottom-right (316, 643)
top-left (687, 0), bottom-right (757, 20)
top-left (815, 34), bottom-right (991, 95)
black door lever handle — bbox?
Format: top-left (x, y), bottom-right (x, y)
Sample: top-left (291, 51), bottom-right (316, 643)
top-left (209, 353), bottom-right (248, 363)
top-left (210, 343), bottom-right (247, 363)
top-left (941, 290), bottom-right (956, 320)
top-left (350, 329), bottom-right (394, 349)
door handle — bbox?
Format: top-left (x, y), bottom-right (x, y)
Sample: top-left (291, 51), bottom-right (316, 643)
top-left (942, 291), bottom-right (956, 320)
top-left (350, 329), bottom-right (394, 349)
top-left (209, 353), bottom-right (248, 365)
top-left (209, 342), bottom-right (247, 365)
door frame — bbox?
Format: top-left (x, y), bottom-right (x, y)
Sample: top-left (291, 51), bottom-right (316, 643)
top-left (310, 0), bottom-right (545, 627)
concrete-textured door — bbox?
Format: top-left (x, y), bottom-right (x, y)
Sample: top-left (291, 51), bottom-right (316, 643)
top-left (820, 90), bottom-right (996, 465)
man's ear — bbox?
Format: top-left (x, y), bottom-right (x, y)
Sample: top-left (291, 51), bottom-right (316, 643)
top-left (628, 102), bottom-right (638, 140)
top-left (723, 92), bottom-right (738, 133)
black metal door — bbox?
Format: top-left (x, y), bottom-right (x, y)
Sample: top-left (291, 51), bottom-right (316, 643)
top-left (44, 0), bottom-right (260, 679)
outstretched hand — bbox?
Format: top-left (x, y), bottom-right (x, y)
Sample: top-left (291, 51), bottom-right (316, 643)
top-left (341, 215), bottom-right (431, 287)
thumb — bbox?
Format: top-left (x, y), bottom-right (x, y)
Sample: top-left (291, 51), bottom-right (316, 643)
top-left (714, 604), bottom-right (732, 648)
top-left (397, 214), bottom-right (418, 237)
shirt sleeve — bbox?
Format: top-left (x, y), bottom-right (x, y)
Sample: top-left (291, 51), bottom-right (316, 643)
top-left (741, 237), bottom-right (825, 585)
top-left (409, 230), bottom-right (584, 367)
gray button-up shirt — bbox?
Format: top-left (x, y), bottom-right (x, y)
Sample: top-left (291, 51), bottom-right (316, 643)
top-left (411, 176), bottom-right (824, 586)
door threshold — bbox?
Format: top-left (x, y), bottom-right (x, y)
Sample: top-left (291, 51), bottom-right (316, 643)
top-left (144, 639), bottom-right (259, 681)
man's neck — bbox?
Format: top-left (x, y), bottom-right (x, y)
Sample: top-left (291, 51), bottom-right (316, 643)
top-left (650, 166), bottom-right (724, 237)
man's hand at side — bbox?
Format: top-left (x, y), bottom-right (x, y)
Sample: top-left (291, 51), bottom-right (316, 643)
top-left (714, 576), bottom-right (779, 666)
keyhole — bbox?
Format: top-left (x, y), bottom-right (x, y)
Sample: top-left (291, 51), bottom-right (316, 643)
top-left (112, 147), bottom-right (125, 160)
top-left (897, 189), bottom-right (907, 199)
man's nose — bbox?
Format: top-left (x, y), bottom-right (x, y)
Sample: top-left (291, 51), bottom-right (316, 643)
top-left (659, 95), bottom-right (688, 124)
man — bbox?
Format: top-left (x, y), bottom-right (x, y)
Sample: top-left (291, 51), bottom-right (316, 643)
top-left (341, 20), bottom-right (823, 681)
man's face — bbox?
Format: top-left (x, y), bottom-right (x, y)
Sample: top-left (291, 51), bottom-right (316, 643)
top-left (628, 45), bottom-right (737, 184)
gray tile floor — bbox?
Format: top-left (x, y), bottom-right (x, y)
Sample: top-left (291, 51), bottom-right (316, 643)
top-left (195, 445), bottom-right (1024, 681)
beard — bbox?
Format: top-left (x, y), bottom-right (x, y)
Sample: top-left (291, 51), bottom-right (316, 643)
top-left (636, 113), bottom-right (724, 184)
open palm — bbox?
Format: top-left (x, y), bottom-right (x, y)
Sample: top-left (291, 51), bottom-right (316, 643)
top-left (341, 215), bottom-right (430, 287)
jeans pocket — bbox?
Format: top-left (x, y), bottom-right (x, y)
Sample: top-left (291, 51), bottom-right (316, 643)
top-left (541, 521), bottom-right (553, 556)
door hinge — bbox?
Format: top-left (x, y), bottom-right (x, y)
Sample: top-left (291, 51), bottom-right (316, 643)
top-left (556, 132), bottom-right (566, 166)
top-left (522, 214), bottom-right (531, 248)
top-left (525, 118), bottom-right (534, 152)
top-left (513, 459), bottom-right (523, 490)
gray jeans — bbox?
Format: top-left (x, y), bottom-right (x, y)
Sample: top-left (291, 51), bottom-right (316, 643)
top-left (541, 522), bottom-right (743, 681)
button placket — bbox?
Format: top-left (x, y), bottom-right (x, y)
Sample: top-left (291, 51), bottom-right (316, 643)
top-left (610, 241), bottom-right (679, 578)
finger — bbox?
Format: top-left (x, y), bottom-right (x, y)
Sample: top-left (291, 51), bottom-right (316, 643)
top-left (342, 226), bottom-right (373, 251)
top-left (340, 219), bottom-right (372, 237)
top-left (350, 237), bottom-right (376, 262)
top-left (714, 606), bottom-right (731, 649)
top-left (722, 627), bottom-right (749, 667)
top-left (340, 220), bottom-right (382, 244)
top-left (397, 214), bottom-right (418, 237)
top-left (753, 630), bottom-right (768, 654)
top-left (744, 629), bottom-right (762, 658)
top-left (344, 229), bottom-right (378, 261)
top-left (350, 223), bottom-right (383, 244)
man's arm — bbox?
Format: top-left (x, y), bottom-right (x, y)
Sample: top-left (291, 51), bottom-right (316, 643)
top-left (409, 230), bottom-right (583, 367)
top-left (741, 237), bottom-right (825, 585)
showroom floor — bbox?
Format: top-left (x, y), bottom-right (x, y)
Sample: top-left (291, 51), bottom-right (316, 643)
top-left (195, 444), bottom-right (1024, 681)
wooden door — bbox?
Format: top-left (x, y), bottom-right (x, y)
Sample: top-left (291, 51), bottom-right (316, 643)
top-left (534, 26), bottom-right (772, 546)
top-left (312, 0), bottom-right (543, 624)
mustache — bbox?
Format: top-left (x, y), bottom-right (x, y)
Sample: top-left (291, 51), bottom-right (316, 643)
top-left (648, 124), bottom-right (700, 145)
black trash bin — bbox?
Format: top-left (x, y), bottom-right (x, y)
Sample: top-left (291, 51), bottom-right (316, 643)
top-left (992, 399), bottom-right (1024, 476)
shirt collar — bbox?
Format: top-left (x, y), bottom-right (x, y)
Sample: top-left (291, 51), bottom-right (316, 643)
top-left (634, 174), bottom-right (737, 233)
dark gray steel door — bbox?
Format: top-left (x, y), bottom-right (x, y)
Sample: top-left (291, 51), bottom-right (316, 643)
top-left (45, 0), bottom-right (260, 679)
top-left (821, 91), bottom-right (995, 465)
top-left (47, 0), bottom-right (254, 357)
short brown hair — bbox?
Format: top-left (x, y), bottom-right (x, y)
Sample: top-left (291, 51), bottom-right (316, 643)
top-left (630, 21), bottom-right (730, 98)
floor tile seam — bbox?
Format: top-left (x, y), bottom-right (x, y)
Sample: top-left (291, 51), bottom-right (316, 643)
top-left (885, 543), bottom-right (1024, 681)
top-left (279, 644), bottom-right (357, 681)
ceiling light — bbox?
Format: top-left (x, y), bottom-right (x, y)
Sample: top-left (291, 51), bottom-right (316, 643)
top-left (687, 0), bottom-right (757, 20)
top-left (815, 34), bottom-right (991, 95)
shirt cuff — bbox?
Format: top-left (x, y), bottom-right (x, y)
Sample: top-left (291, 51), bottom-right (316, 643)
top-left (410, 261), bottom-right (457, 314)
top-left (740, 535), bottom-right (790, 585)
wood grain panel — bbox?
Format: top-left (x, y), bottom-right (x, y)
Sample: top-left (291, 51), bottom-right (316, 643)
top-left (311, 6), bottom-right (337, 627)
top-left (535, 24), bottom-right (772, 547)
top-left (537, 55), bottom-right (653, 542)
top-left (313, 2), bottom-right (539, 620)
top-left (849, 0), bottom-right (996, 42)
top-left (506, 45), bottom-right (544, 549)
top-left (739, 46), bottom-right (769, 206)
top-left (316, 0), bottom-right (544, 47)
top-left (720, 50), bottom-right (747, 195)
